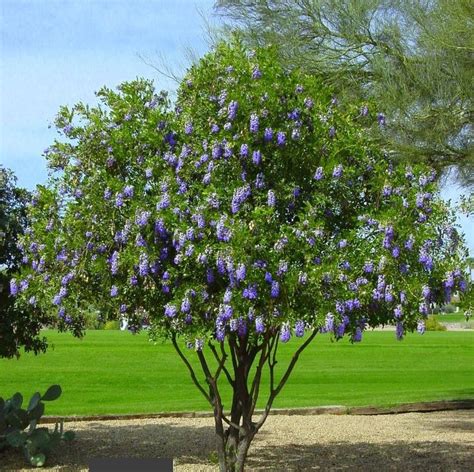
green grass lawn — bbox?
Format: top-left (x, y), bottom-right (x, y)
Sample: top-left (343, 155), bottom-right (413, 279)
top-left (1, 330), bottom-right (473, 416)
top-left (437, 312), bottom-right (471, 323)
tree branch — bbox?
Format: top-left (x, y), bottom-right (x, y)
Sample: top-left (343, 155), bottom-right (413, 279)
top-left (171, 332), bottom-right (212, 405)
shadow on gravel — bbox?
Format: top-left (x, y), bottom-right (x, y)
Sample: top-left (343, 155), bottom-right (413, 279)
top-left (2, 417), bottom-right (474, 471)
top-left (0, 422), bottom-right (216, 471)
top-left (246, 441), bottom-right (474, 471)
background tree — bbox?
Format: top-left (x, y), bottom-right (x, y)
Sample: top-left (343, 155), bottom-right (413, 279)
top-left (0, 166), bottom-right (48, 358)
top-left (15, 42), bottom-right (471, 471)
top-left (215, 0), bottom-right (474, 186)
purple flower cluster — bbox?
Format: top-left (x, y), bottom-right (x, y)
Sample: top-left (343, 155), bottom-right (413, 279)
top-left (231, 184), bottom-right (251, 213)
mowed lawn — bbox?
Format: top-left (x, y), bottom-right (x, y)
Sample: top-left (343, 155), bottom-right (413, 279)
top-left (1, 330), bottom-right (473, 416)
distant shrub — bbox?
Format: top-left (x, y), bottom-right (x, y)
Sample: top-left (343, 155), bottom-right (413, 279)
top-left (441, 303), bottom-right (457, 314)
top-left (104, 320), bottom-right (120, 330)
top-left (425, 315), bottom-right (447, 331)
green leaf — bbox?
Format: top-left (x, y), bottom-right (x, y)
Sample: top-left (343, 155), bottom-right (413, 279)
top-left (10, 392), bottom-right (23, 409)
top-left (28, 402), bottom-right (45, 421)
top-left (28, 392), bottom-right (41, 412)
top-left (30, 453), bottom-right (46, 467)
top-left (30, 428), bottom-right (52, 450)
top-left (42, 385), bottom-right (62, 402)
top-left (6, 430), bottom-right (26, 448)
top-left (62, 431), bottom-right (75, 441)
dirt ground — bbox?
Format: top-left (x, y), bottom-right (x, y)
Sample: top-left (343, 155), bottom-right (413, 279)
top-left (1, 410), bottom-right (473, 471)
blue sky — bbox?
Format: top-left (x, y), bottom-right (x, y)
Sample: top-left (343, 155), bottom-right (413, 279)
top-left (0, 0), bottom-right (472, 253)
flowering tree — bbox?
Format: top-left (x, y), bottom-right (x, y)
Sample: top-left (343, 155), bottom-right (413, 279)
top-left (14, 41), bottom-right (471, 471)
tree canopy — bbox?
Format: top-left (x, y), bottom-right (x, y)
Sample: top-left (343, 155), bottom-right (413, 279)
top-left (0, 166), bottom-right (48, 358)
top-left (216, 0), bottom-right (474, 186)
top-left (13, 41), bottom-right (471, 470)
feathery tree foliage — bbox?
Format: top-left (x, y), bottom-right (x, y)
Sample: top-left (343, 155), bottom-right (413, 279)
top-left (215, 0), bottom-right (474, 186)
top-left (0, 166), bottom-right (48, 358)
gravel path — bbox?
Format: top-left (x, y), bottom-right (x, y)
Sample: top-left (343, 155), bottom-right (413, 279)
top-left (2, 410), bottom-right (473, 471)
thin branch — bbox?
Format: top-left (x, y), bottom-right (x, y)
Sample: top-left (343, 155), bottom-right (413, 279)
top-left (171, 333), bottom-right (212, 405)
top-left (255, 329), bottom-right (318, 431)
top-left (209, 341), bottom-right (235, 387)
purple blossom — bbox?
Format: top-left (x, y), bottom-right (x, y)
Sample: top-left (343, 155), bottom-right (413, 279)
top-left (164, 304), bottom-right (177, 318)
top-left (276, 131), bottom-right (286, 146)
top-left (252, 66), bottom-right (262, 79)
top-left (252, 150), bottom-right (261, 166)
top-left (394, 305), bottom-right (403, 319)
top-left (332, 164), bottom-right (343, 179)
top-left (377, 113), bottom-right (386, 126)
top-left (417, 320), bottom-right (425, 335)
top-left (405, 235), bottom-right (415, 250)
top-left (419, 303), bottom-right (429, 315)
top-left (264, 127), bottom-right (273, 142)
top-left (157, 193), bottom-right (170, 210)
top-left (392, 246), bottom-right (400, 258)
top-left (295, 320), bottom-right (305, 337)
top-left (255, 173), bottom-right (265, 189)
top-left (130, 275), bottom-right (138, 286)
top-left (395, 321), bottom-right (404, 340)
top-left (135, 210), bottom-right (151, 227)
top-left (250, 114), bottom-right (259, 133)
top-left (138, 253), bottom-right (149, 277)
top-left (304, 97), bottom-right (314, 108)
top-left (181, 298), bottom-right (191, 313)
top-left (206, 268), bottom-right (215, 284)
top-left (9, 279), bottom-right (18, 296)
top-left (236, 264), bottom-right (246, 282)
top-left (240, 143), bottom-right (249, 157)
top-left (277, 260), bottom-right (288, 276)
top-left (352, 327), bottom-right (363, 342)
top-left (298, 272), bottom-right (308, 285)
top-left (418, 250), bottom-right (434, 271)
top-left (184, 122), bottom-right (193, 135)
top-left (338, 239), bottom-right (348, 249)
top-left (120, 304), bottom-right (127, 313)
top-left (228, 101), bottom-right (238, 121)
top-left (19, 279), bottom-right (29, 292)
top-left (110, 285), bottom-right (118, 297)
top-left (243, 284), bottom-right (258, 300)
top-left (270, 280), bottom-right (280, 298)
top-left (255, 316), bottom-right (265, 334)
top-left (329, 126), bottom-right (336, 138)
top-left (123, 185), bottom-right (134, 198)
top-left (363, 261), bottom-right (374, 273)
top-left (313, 167), bottom-right (324, 180)
top-left (115, 193), bottom-right (124, 208)
top-left (216, 217), bottom-right (232, 242)
top-left (231, 184), bottom-right (251, 213)
top-left (422, 285), bottom-right (431, 300)
top-left (325, 313), bottom-right (334, 332)
top-left (280, 324), bottom-right (291, 343)
top-left (267, 190), bottom-right (276, 207)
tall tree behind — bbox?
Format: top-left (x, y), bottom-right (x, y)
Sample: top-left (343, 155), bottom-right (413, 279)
top-left (216, 0), bottom-right (474, 185)
top-left (0, 166), bottom-right (47, 358)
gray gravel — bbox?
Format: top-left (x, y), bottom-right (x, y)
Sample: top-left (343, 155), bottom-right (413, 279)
top-left (1, 410), bottom-right (473, 471)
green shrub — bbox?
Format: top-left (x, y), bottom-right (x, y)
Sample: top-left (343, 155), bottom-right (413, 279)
top-left (425, 315), bottom-right (447, 331)
top-left (0, 385), bottom-right (74, 467)
top-left (442, 304), bottom-right (457, 314)
top-left (104, 320), bottom-right (120, 330)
